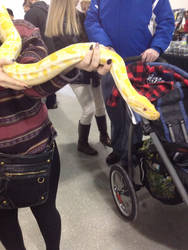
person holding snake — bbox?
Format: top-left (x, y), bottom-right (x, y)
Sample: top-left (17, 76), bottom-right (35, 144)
top-left (0, 7), bottom-right (111, 250)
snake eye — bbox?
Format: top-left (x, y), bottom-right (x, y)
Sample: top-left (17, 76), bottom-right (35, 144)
top-left (143, 108), bottom-right (147, 111)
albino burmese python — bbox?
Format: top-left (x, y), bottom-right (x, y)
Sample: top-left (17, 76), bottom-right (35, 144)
top-left (0, 4), bottom-right (160, 120)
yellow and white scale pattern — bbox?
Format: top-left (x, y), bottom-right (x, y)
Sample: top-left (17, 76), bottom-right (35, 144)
top-left (0, 4), bottom-right (21, 59)
top-left (0, 2), bottom-right (160, 120)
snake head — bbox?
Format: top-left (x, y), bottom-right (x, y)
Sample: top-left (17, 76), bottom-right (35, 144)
top-left (128, 95), bottom-right (160, 120)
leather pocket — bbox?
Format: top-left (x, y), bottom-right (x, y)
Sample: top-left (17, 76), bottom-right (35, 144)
top-left (0, 145), bottom-right (54, 209)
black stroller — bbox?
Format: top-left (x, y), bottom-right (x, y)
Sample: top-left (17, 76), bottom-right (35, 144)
top-left (109, 61), bottom-right (188, 221)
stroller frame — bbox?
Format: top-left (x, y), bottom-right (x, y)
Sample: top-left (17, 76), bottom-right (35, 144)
top-left (109, 62), bottom-right (188, 221)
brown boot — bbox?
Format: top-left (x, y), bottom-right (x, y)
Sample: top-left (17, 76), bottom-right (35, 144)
top-left (95, 115), bottom-right (112, 147)
top-left (77, 122), bottom-right (98, 156)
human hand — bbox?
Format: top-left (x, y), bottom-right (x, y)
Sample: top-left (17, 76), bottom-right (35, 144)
top-left (106, 46), bottom-right (115, 52)
top-left (80, 1), bottom-right (90, 13)
top-left (0, 59), bottom-right (28, 90)
top-left (141, 48), bottom-right (159, 63)
top-left (76, 43), bottom-right (112, 75)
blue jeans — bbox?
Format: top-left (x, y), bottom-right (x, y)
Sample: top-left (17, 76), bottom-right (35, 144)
top-left (101, 73), bottom-right (142, 162)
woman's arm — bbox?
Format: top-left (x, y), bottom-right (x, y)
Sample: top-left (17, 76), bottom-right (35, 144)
top-left (0, 59), bottom-right (27, 90)
top-left (0, 21), bottom-right (111, 97)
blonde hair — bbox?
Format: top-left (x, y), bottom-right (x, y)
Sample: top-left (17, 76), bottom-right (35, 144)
top-left (45, 0), bottom-right (80, 37)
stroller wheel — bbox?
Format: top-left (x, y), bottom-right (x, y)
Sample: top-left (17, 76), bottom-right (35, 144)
top-left (110, 164), bottom-right (138, 221)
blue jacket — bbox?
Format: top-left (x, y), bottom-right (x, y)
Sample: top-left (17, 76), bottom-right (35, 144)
top-left (85, 0), bottom-right (175, 58)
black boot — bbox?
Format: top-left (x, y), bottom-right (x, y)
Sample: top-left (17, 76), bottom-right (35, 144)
top-left (95, 115), bottom-right (112, 147)
top-left (77, 122), bottom-right (98, 156)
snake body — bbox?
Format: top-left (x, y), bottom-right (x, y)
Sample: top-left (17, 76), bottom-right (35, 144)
top-left (0, 4), bottom-right (160, 120)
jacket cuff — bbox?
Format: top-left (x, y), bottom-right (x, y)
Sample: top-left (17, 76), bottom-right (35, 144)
top-left (151, 46), bottom-right (163, 54)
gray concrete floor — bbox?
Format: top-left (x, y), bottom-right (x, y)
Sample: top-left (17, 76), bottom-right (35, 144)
top-left (1, 86), bottom-right (188, 250)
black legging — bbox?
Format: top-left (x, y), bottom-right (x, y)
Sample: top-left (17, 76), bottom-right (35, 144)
top-left (0, 144), bottom-right (61, 250)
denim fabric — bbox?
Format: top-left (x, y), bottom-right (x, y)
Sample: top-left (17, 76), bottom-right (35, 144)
top-left (101, 73), bottom-right (142, 162)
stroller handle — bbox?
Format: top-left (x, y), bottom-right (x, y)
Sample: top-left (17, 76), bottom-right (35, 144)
top-left (124, 56), bottom-right (142, 63)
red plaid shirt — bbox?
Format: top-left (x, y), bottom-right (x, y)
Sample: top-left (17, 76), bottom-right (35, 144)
top-left (107, 62), bottom-right (188, 107)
